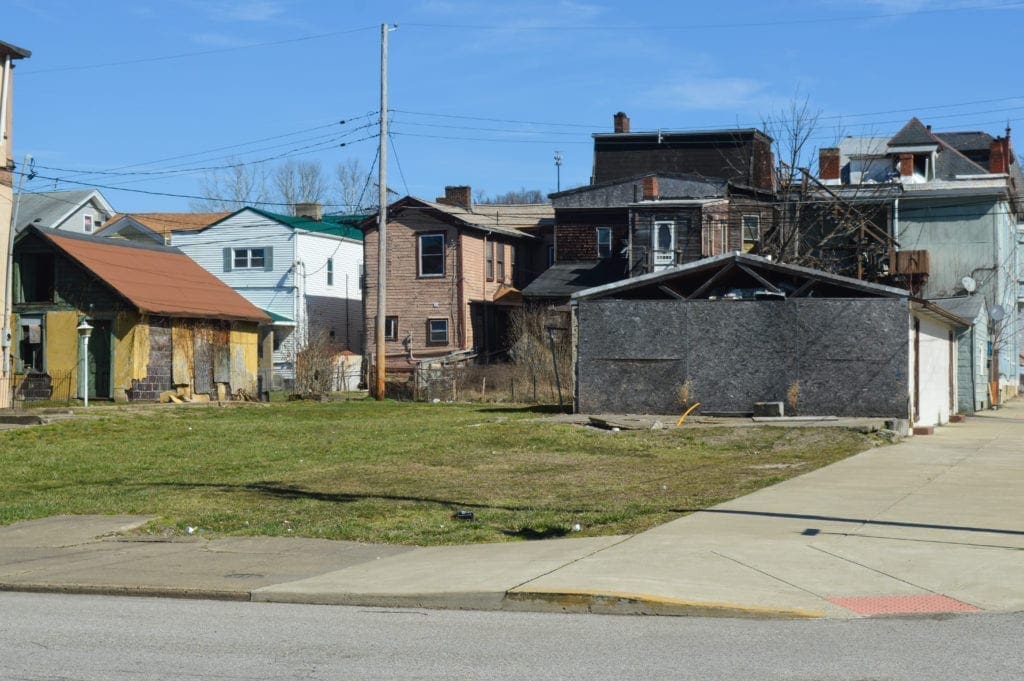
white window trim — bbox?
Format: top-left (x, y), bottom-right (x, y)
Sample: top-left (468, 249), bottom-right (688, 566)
top-left (233, 247), bottom-right (266, 269)
top-left (83, 214), bottom-right (93, 233)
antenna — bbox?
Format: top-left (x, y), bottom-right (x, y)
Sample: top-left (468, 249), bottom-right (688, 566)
top-left (553, 150), bottom-right (563, 192)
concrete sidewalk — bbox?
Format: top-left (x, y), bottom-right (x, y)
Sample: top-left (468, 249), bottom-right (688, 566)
top-left (2, 401), bottom-right (1022, 619)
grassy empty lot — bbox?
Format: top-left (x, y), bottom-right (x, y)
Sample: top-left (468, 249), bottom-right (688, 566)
top-left (0, 401), bottom-right (883, 545)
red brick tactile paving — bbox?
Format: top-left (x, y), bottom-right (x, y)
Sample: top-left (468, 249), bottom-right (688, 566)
top-left (828, 594), bottom-right (980, 616)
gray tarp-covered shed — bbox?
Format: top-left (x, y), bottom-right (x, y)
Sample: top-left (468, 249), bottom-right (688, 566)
top-left (572, 253), bottom-right (966, 418)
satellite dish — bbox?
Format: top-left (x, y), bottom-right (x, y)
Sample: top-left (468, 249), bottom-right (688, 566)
top-left (990, 304), bottom-right (1006, 322)
top-left (961, 276), bottom-right (977, 293)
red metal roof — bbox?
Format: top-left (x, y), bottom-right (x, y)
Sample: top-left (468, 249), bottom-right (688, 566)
top-left (41, 230), bottom-right (270, 323)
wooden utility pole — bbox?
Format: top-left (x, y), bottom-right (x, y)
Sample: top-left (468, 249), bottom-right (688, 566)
top-left (374, 23), bottom-right (389, 400)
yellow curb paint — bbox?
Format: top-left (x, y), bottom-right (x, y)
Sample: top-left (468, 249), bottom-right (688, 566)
top-left (506, 588), bottom-right (825, 619)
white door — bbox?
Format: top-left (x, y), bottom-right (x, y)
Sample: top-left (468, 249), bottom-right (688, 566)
top-left (652, 221), bottom-right (675, 270)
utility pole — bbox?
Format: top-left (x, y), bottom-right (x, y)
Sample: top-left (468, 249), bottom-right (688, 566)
top-left (554, 151), bottom-right (562, 192)
top-left (374, 23), bottom-right (391, 400)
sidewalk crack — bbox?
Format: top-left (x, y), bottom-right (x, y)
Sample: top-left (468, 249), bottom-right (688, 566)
top-left (509, 535), bottom-right (638, 592)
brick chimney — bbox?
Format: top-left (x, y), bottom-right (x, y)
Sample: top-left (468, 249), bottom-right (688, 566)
top-left (436, 185), bottom-right (472, 209)
top-left (818, 147), bottom-right (840, 181)
top-left (295, 201), bottom-right (322, 221)
top-left (614, 112), bottom-right (630, 134)
top-left (641, 175), bottom-right (659, 200)
top-left (898, 153), bottom-right (914, 178)
top-left (989, 136), bottom-right (1009, 174)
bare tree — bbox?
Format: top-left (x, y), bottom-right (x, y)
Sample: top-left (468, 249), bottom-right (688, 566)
top-left (190, 158), bottom-right (268, 211)
top-left (335, 158), bottom-right (373, 212)
top-left (476, 187), bottom-right (549, 204)
top-left (274, 159), bottom-right (330, 207)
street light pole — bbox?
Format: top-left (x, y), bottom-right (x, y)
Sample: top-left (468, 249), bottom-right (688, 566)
top-left (77, 319), bottom-right (92, 408)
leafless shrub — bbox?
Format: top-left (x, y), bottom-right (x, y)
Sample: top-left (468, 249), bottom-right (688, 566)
top-left (294, 332), bottom-right (341, 398)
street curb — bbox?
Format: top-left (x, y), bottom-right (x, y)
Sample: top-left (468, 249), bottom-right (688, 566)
top-left (503, 589), bottom-right (826, 619)
top-left (0, 583), bottom-right (250, 602)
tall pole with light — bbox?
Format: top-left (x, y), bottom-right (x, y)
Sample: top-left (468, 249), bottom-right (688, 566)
top-left (554, 151), bottom-right (563, 192)
top-left (77, 319), bottom-right (92, 407)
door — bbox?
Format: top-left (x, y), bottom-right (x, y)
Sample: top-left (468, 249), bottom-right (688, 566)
top-left (652, 221), bottom-right (676, 269)
top-left (87, 320), bottom-right (112, 400)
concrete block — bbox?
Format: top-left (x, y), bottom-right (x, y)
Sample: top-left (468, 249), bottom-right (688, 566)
top-left (912, 425), bottom-right (934, 436)
top-left (949, 414), bottom-right (966, 423)
top-left (753, 401), bottom-right (784, 417)
top-left (884, 419), bottom-right (910, 437)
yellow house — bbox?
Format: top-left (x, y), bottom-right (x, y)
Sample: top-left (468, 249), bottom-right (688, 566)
top-left (12, 226), bottom-right (270, 402)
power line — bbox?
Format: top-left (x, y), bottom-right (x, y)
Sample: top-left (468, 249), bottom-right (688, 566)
top-left (401, 2), bottom-right (1024, 32)
top-left (20, 26), bottom-right (379, 76)
top-left (387, 134), bottom-right (410, 198)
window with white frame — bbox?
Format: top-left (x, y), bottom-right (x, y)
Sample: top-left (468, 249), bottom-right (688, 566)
top-left (596, 227), bottom-right (612, 258)
top-left (419, 233), bottom-right (445, 277)
top-left (233, 247), bottom-right (266, 269)
top-left (83, 215), bottom-right (93, 233)
top-left (427, 318), bottom-right (449, 345)
top-left (385, 316), bottom-right (398, 341)
top-left (742, 215), bottom-right (761, 247)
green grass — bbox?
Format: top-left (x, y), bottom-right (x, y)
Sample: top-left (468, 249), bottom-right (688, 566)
top-left (0, 401), bottom-right (883, 545)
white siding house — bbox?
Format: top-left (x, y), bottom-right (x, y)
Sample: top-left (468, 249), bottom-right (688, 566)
top-left (14, 189), bottom-right (115, 235)
top-left (171, 207), bottom-right (364, 390)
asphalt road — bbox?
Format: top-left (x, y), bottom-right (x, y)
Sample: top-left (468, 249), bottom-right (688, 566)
top-left (1, 593), bottom-right (1021, 680)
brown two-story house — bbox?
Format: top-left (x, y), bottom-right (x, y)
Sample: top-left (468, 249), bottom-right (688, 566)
top-left (522, 113), bottom-right (776, 302)
top-left (362, 186), bottom-right (553, 366)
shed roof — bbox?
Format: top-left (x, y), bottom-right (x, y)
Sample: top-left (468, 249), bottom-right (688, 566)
top-left (521, 259), bottom-right (630, 299)
top-left (929, 296), bottom-right (986, 321)
top-left (26, 227), bottom-right (269, 323)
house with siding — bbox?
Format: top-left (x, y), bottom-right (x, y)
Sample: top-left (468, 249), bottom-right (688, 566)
top-left (817, 117), bottom-right (1021, 401)
top-left (571, 253), bottom-right (968, 429)
top-left (932, 296), bottom-right (990, 413)
top-left (11, 226), bottom-right (268, 402)
top-left (170, 203), bottom-right (365, 391)
top-left (13, 189), bottom-right (115, 235)
top-left (362, 186), bottom-right (553, 366)
top-left (524, 113), bottom-right (776, 302)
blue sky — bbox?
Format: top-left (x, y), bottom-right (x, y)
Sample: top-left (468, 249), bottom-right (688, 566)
top-left (5, 0), bottom-right (1024, 212)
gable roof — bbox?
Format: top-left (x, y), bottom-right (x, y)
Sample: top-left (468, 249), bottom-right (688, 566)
top-left (572, 252), bottom-right (912, 301)
top-left (888, 117), bottom-right (938, 147)
top-left (930, 296), bottom-right (986, 322)
top-left (14, 189), bottom-right (115, 232)
top-left (202, 207), bottom-right (366, 241)
top-left (98, 212), bottom-right (231, 239)
top-left (24, 226), bottom-right (269, 323)
top-left (371, 197), bottom-right (548, 240)
top-left (935, 131), bottom-right (994, 153)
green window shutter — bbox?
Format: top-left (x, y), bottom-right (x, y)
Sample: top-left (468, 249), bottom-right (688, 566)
top-left (264, 247), bottom-right (274, 272)
top-left (223, 248), bottom-right (233, 272)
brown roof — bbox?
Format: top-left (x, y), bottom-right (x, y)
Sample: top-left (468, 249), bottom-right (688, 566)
top-left (37, 228), bottom-right (269, 323)
top-left (99, 212), bottom-right (231, 237)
